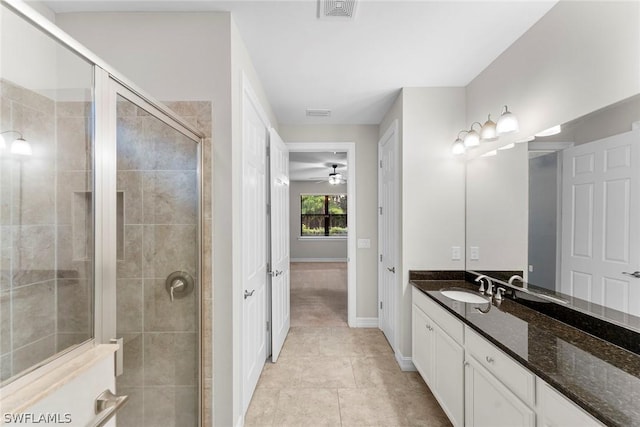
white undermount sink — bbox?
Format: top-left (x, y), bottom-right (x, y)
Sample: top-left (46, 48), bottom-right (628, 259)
top-left (440, 288), bottom-right (489, 304)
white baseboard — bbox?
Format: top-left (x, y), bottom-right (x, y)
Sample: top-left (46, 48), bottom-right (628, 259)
top-left (291, 258), bottom-right (348, 263)
top-left (395, 350), bottom-right (416, 372)
top-left (352, 317), bottom-right (379, 328)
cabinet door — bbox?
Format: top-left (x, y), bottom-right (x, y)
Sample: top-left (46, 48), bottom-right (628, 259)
top-left (434, 324), bottom-right (464, 427)
top-left (412, 305), bottom-right (434, 384)
top-left (465, 356), bottom-right (535, 427)
top-left (537, 381), bottom-right (603, 427)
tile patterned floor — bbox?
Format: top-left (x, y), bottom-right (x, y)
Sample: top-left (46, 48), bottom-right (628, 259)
top-left (244, 263), bottom-right (452, 427)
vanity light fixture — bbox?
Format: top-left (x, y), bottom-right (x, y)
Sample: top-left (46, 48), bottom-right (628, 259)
top-left (464, 123), bottom-right (481, 147)
top-left (452, 136), bottom-right (466, 155)
top-left (0, 130), bottom-right (32, 156)
top-left (11, 138), bottom-right (32, 156)
top-left (480, 115), bottom-right (498, 141)
top-left (535, 124), bottom-right (562, 137)
top-left (496, 105), bottom-right (519, 135)
top-left (451, 131), bottom-right (467, 155)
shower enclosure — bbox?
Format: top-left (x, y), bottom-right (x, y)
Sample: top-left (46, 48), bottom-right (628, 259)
top-left (0, 2), bottom-right (207, 426)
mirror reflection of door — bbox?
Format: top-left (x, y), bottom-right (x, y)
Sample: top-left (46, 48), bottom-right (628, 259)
top-left (560, 129), bottom-right (640, 317)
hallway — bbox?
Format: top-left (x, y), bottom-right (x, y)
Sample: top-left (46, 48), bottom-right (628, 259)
top-left (244, 263), bottom-right (451, 426)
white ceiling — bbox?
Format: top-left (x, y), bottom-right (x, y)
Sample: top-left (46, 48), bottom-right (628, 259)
top-left (289, 151), bottom-right (347, 181)
top-left (41, 0), bottom-right (557, 125)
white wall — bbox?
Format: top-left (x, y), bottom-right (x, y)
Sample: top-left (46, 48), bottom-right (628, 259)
top-left (466, 143), bottom-right (528, 272)
top-left (379, 88), bottom-right (467, 359)
top-left (278, 125), bottom-right (379, 318)
top-left (393, 87), bottom-right (467, 358)
top-left (466, 1), bottom-right (640, 155)
top-left (289, 181), bottom-right (348, 261)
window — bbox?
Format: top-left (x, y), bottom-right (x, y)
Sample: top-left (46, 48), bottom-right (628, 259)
top-left (301, 194), bottom-right (347, 236)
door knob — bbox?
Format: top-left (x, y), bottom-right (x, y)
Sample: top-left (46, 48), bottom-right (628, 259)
top-left (244, 289), bottom-right (255, 299)
top-left (387, 267), bottom-right (396, 273)
top-left (622, 271), bottom-right (640, 278)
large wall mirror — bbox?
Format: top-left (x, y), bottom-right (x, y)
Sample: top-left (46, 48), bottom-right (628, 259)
top-left (466, 93), bottom-right (640, 332)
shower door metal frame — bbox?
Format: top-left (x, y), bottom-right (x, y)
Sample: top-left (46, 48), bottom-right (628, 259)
top-left (95, 70), bottom-right (205, 426)
top-left (2, 1), bottom-right (207, 424)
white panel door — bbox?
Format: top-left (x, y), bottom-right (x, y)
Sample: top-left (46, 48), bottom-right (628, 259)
top-left (378, 123), bottom-right (398, 348)
top-left (269, 128), bottom-right (290, 362)
top-left (242, 93), bottom-right (268, 412)
top-left (561, 129), bottom-right (640, 316)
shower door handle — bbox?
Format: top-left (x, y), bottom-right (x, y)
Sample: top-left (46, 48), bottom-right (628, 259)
top-left (110, 337), bottom-right (124, 377)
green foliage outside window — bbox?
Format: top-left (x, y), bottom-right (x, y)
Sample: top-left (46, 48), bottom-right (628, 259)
top-left (301, 194), bottom-right (347, 236)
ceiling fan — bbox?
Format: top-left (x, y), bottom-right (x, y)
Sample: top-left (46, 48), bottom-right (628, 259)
top-left (308, 164), bottom-right (346, 185)
top-left (328, 164), bottom-right (343, 185)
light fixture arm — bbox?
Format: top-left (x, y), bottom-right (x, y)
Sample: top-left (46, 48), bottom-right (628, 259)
top-left (469, 122), bottom-right (482, 131)
top-left (0, 130), bottom-right (24, 138)
top-left (456, 130), bottom-right (468, 139)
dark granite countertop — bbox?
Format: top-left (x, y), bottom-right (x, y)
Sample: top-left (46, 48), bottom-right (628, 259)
top-left (410, 278), bottom-right (640, 427)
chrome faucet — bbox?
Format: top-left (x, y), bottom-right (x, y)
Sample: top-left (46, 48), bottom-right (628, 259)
top-left (475, 275), bottom-right (492, 294)
top-left (508, 275), bottom-right (525, 289)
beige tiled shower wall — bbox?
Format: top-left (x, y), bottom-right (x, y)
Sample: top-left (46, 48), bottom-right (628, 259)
top-left (0, 79), bottom-right (93, 382)
top-left (163, 101), bottom-right (213, 427)
top-left (114, 99), bottom-right (212, 427)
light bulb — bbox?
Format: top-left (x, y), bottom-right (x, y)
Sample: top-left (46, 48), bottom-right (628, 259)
top-left (10, 138), bottom-right (32, 156)
top-left (480, 115), bottom-right (498, 141)
top-left (464, 129), bottom-right (480, 147)
top-left (496, 105), bottom-right (519, 135)
top-left (452, 138), bottom-right (465, 155)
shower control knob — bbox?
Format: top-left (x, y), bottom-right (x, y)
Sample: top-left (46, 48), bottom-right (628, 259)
top-left (165, 271), bottom-right (194, 302)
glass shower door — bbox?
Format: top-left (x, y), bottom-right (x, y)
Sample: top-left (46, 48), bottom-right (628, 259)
top-left (112, 94), bottom-right (200, 427)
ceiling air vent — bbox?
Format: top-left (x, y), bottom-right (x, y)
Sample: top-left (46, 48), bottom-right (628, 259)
top-left (318, 0), bottom-right (357, 20)
top-left (306, 109), bottom-right (332, 117)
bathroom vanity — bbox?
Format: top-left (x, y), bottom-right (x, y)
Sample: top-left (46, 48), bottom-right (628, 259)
top-left (410, 271), bottom-right (640, 427)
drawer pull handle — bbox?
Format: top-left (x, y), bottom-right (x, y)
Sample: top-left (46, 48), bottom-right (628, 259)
top-left (486, 356), bottom-right (495, 364)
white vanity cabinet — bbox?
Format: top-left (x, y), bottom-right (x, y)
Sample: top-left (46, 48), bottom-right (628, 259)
top-left (412, 287), bottom-right (465, 427)
top-left (411, 287), bottom-right (604, 427)
top-left (536, 380), bottom-right (604, 427)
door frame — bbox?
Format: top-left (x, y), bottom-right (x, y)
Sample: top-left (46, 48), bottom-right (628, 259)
top-left (377, 120), bottom-right (400, 353)
top-left (286, 142), bottom-right (358, 327)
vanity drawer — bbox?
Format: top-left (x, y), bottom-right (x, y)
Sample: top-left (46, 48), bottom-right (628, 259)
top-left (465, 326), bottom-right (535, 406)
top-left (412, 287), bottom-right (463, 344)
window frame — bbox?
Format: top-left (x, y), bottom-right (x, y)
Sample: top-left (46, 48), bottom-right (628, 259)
top-left (300, 194), bottom-right (348, 238)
